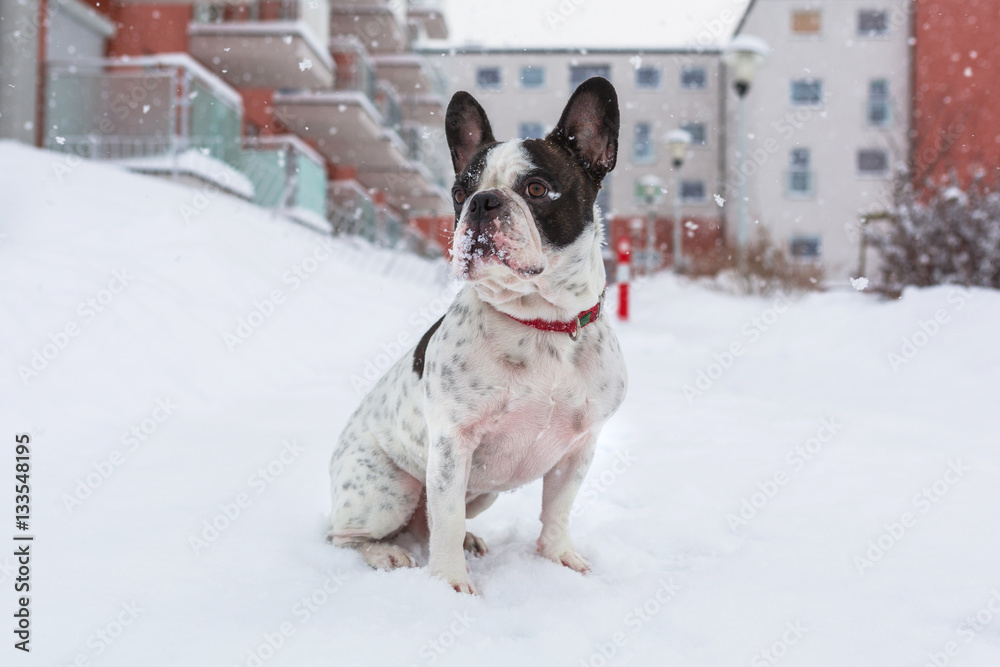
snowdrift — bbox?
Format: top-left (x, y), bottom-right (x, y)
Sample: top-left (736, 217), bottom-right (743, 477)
top-left (2, 141), bottom-right (999, 666)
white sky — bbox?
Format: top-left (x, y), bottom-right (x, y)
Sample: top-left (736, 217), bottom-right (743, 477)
top-left (428, 0), bottom-right (753, 50)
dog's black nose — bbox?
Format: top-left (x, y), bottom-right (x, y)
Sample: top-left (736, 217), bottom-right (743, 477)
top-left (466, 191), bottom-right (503, 238)
top-left (468, 191), bottom-right (502, 217)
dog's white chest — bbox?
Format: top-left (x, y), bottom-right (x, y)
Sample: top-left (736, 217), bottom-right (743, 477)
top-left (449, 329), bottom-right (625, 494)
top-left (467, 385), bottom-right (591, 492)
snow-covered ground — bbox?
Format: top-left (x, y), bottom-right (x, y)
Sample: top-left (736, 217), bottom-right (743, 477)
top-left (2, 140), bottom-right (999, 666)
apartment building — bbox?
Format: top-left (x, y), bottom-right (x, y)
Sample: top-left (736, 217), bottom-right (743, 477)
top-left (431, 48), bottom-right (727, 270)
top-left (729, 0), bottom-right (911, 279)
top-left (7, 0), bottom-right (979, 284)
top-left (0, 0), bottom-right (456, 252)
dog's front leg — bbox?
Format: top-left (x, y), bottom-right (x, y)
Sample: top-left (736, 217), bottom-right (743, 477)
top-left (425, 434), bottom-right (477, 594)
top-left (537, 436), bottom-right (597, 574)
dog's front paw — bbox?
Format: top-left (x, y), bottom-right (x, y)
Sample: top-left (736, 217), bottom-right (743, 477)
top-left (430, 561), bottom-right (480, 595)
top-left (450, 577), bottom-right (480, 596)
top-left (538, 546), bottom-right (591, 574)
top-left (433, 570), bottom-right (480, 595)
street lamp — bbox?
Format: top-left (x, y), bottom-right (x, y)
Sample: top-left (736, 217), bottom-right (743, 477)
top-left (665, 129), bottom-right (692, 273)
top-left (636, 174), bottom-right (665, 275)
top-left (723, 34), bottom-right (769, 274)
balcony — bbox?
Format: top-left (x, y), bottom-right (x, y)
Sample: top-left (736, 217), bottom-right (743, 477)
top-left (407, 0), bottom-right (448, 40)
top-left (329, 0), bottom-right (408, 54)
top-left (345, 128), bottom-right (447, 215)
top-left (372, 52), bottom-right (443, 96)
top-left (401, 94), bottom-right (442, 125)
top-left (44, 54), bottom-right (253, 198)
top-left (372, 53), bottom-right (446, 128)
top-left (189, 0), bottom-right (334, 89)
top-left (273, 38), bottom-right (409, 172)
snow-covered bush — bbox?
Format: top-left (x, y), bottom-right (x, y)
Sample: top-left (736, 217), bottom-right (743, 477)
top-left (867, 177), bottom-right (1000, 292)
top-left (712, 228), bottom-right (823, 296)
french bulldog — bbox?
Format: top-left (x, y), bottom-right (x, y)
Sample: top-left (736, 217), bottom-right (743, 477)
top-left (327, 76), bottom-right (627, 594)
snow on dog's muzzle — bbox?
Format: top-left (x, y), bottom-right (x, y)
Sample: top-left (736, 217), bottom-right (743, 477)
top-left (453, 187), bottom-right (547, 281)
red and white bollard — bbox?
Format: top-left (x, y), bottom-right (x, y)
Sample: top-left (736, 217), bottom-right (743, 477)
top-left (616, 235), bottom-right (631, 321)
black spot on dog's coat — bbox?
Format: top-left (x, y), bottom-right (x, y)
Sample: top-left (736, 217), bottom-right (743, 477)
top-left (413, 316), bottom-right (445, 379)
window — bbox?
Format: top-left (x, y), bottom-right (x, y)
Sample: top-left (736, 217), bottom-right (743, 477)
top-left (476, 67), bottom-right (501, 90)
top-left (858, 9), bottom-right (889, 36)
top-left (791, 79), bottom-right (823, 106)
top-left (636, 66), bottom-right (660, 89)
top-left (681, 122), bottom-right (707, 146)
top-left (791, 9), bottom-right (821, 35)
top-left (867, 79), bottom-right (890, 125)
top-left (680, 180), bottom-right (705, 202)
top-left (681, 66), bottom-right (707, 90)
top-left (788, 148), bottom-right (814, 196)
top-left (857, 149), bottom-right (889, 175)
top-left (520, 66), bottom-right (545, 89)
top-left (570, 64), bottom-right (611, 88)
top-left (633, 123), bottom-right (654, 162)
top-left (790, 235), bottom-right (821, 259)
top-left (519, 122), bottom-right (545, 140)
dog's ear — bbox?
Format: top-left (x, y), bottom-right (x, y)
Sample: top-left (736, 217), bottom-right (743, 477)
top-left (548, 76), bottom-right (619, 183)
top-left (445, 91), bottom-right (496, 175)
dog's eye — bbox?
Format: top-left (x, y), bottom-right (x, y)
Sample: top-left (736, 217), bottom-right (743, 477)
top-left (453, 189), bottom-right (466, 205)
top-left (526, 182), bottom-right (547, 199)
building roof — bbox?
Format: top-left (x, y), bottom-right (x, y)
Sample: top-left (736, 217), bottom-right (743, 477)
top-left (420, 0), bottom-right (753, 51)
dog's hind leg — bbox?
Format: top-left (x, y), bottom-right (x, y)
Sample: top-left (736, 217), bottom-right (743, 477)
top-left (327, 432), bottom-right (423, 570)
top-left (402, 491), bottom-right (492, 557)
top-left (461, 493), bottom-right (497, 556)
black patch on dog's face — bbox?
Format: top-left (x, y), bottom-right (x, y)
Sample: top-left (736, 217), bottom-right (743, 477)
top-left (516, 139), bottom-right (601, 248)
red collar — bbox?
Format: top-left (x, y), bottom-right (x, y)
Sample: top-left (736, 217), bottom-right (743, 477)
top-left (503, 288), bottom-right (606, 341)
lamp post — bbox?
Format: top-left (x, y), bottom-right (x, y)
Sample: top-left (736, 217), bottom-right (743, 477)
top-left (665, 129), bottom-right (692, 273)
top-left (723, 34), bottom-right (769, 275)
top-left (636, 174), bottom-right (665, 275)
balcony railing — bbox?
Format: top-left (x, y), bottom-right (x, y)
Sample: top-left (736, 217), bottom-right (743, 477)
top-left (192, 0), bottom-right (330, 46)
top-left (399, 124), bottom-right (448, 187)
top-left (329, 38), bottom-right (404, 133)
top-left (44, 55), bottom-right (250, 195)
top-left (241, 136), bottom-right (328, 222)
top-left (332, 37), bottom-right (377, 101)
top-left (329, 180), bottom-right (378, 240)
top-left (374, 81), bottom-right (403, 131)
